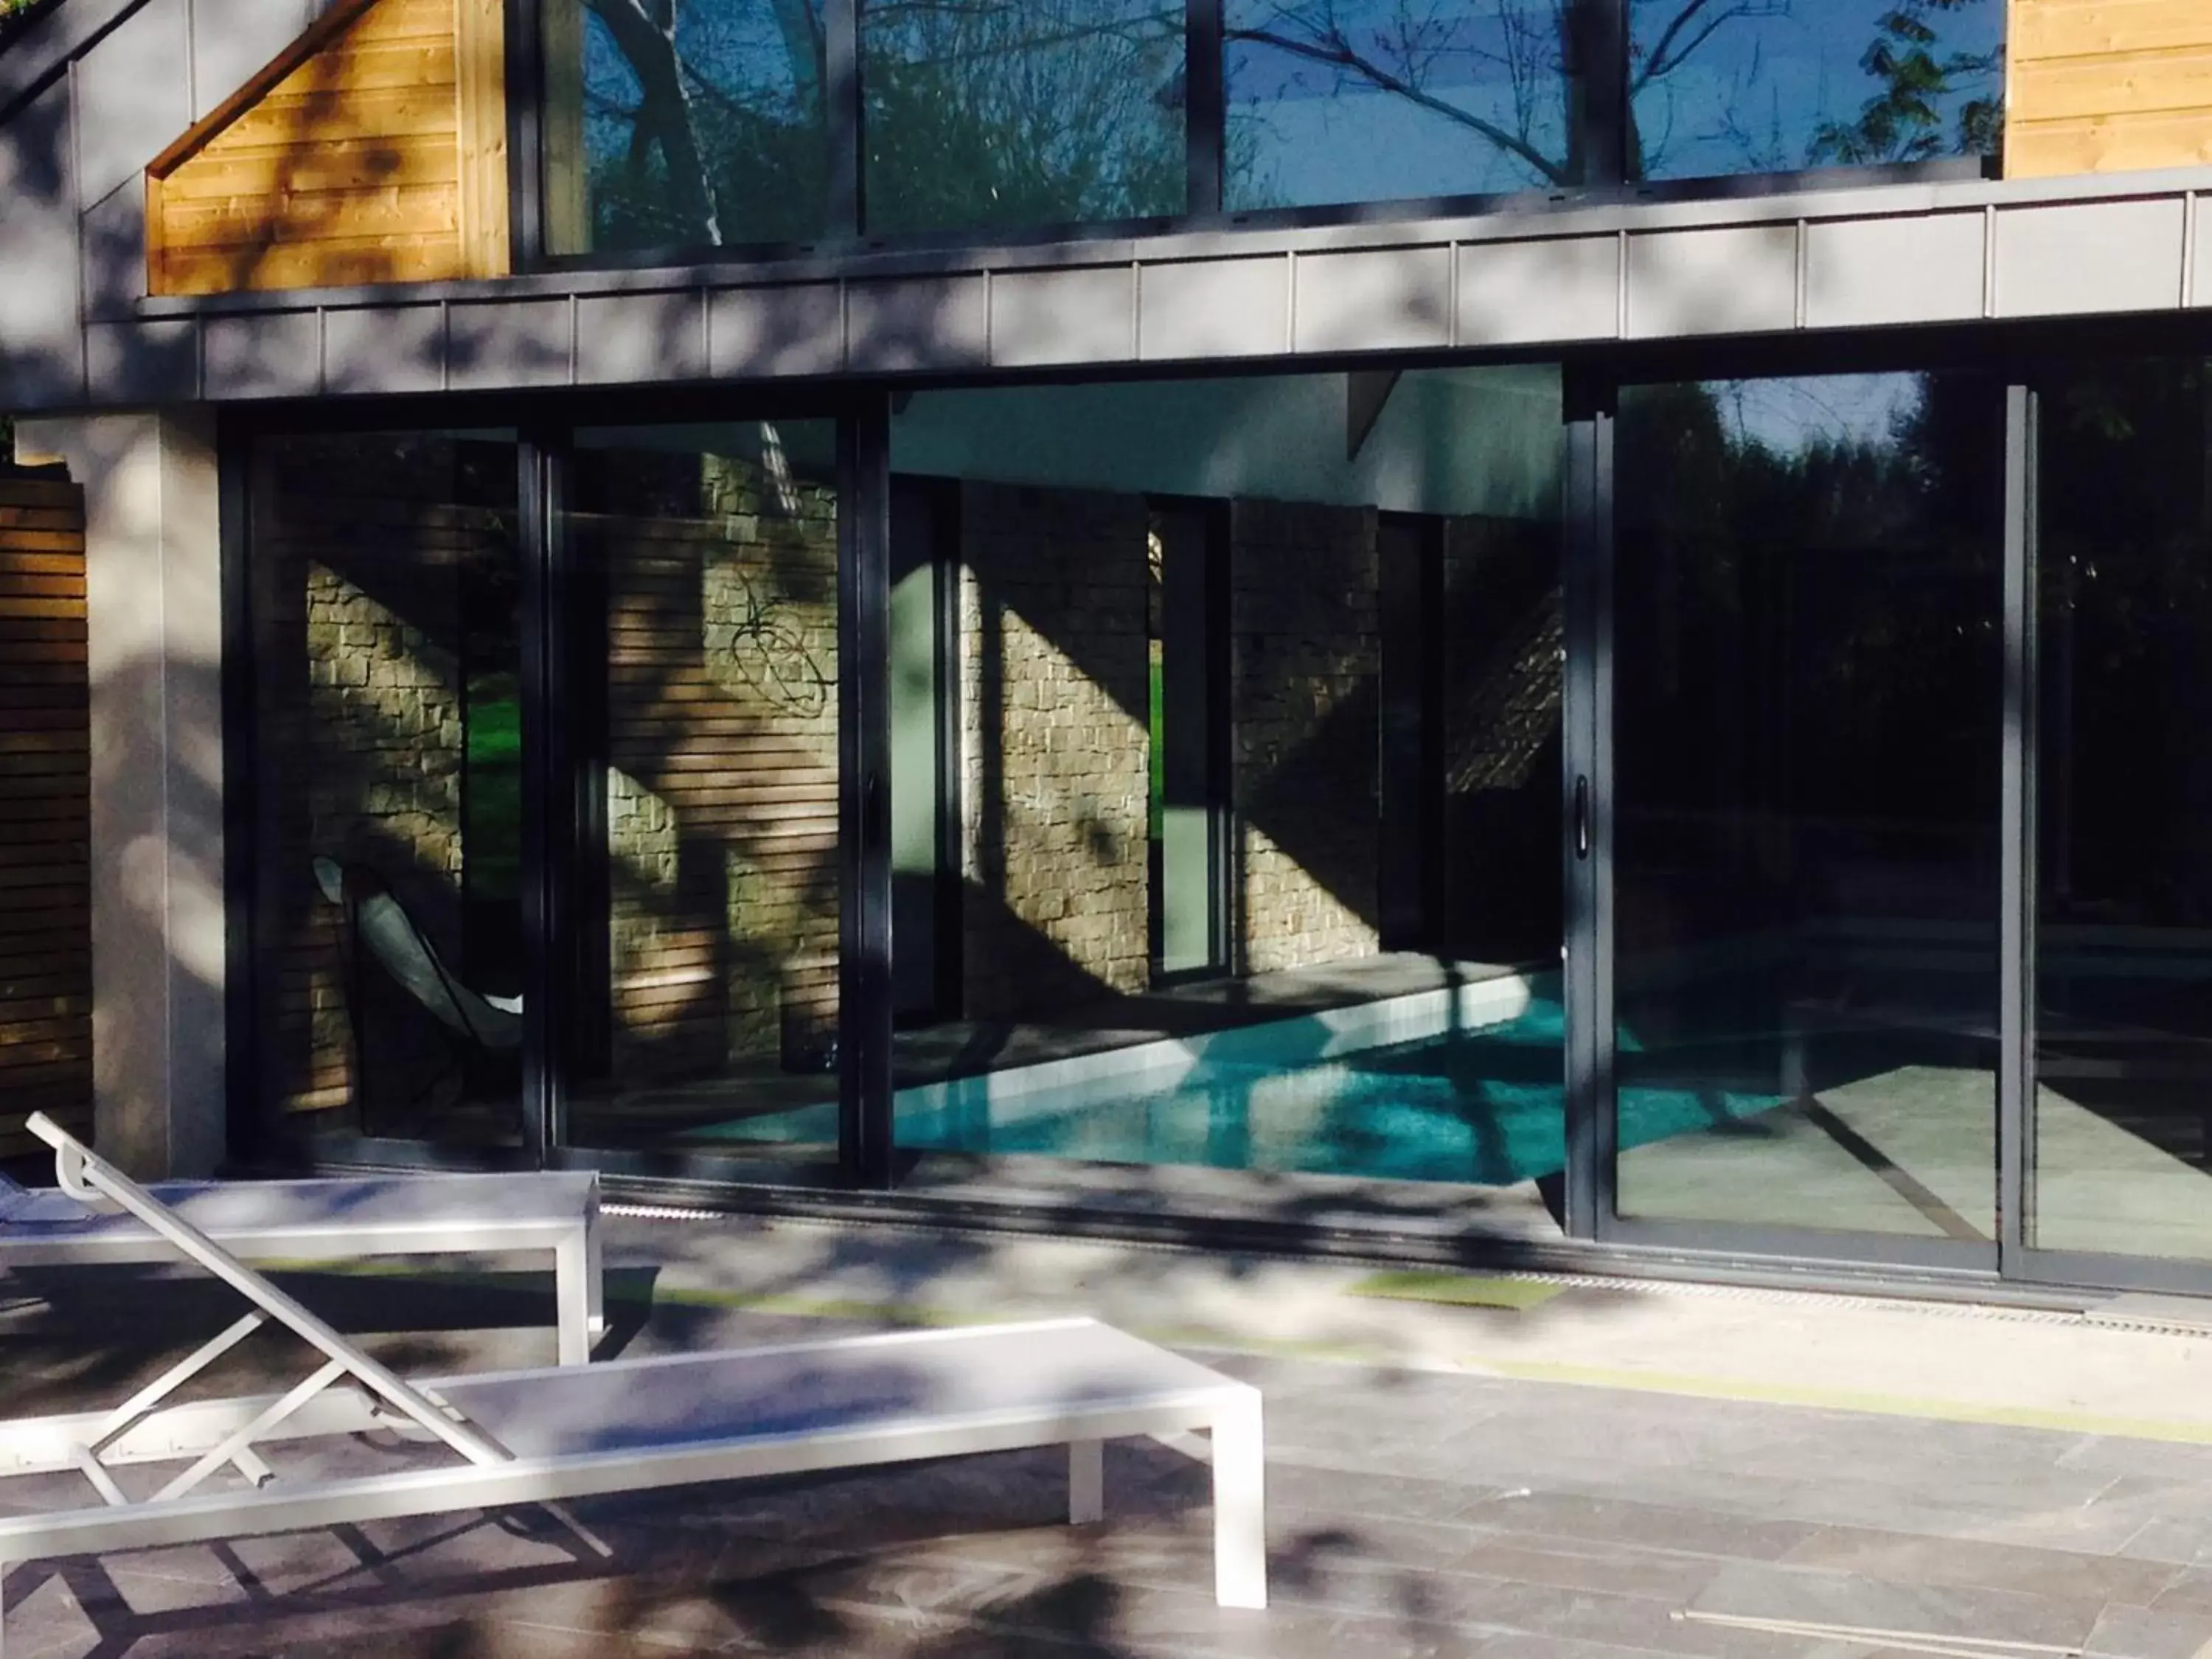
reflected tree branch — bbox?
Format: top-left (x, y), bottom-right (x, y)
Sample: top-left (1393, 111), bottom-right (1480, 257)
top-left (1228, 21), bottom-right (1573, 186)
top-left (583, 0), bottom-right (725, 245)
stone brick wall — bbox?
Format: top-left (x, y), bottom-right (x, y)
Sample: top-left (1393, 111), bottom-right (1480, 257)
top-left (958, 482), bottom-right (1152, 1020)
top-left (1230, 498), bottom-right (1381, 975)
top-left (592, 449), bottom-right (841, 1084)
top-left (254, 437), bottom-right (484, 1118)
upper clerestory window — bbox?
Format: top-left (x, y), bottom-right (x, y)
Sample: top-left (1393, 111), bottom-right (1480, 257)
top-left (1627, 0), bottom-right (2003, 182)
top-left (533, 0), bottom-right (2006, 266)
top-left (862, 0), bottom-right (1189, 236)
top-left (1225, 1), bottom-right (1590, 207)
top-left (540, 0), bottom-right (834, 257)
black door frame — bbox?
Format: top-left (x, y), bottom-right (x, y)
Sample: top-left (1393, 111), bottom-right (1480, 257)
top-left (1565, 343), bottom-right (2212, 1292)
top-left (221, 339), bottom-right (2212, 1300)
top-left (1568, 354), bottom-right (2006, 1274)
top-left (1996, 369), bottom-right (2212, 1299)
top-left (226, 389), bottom-right (900, 1194)
top-left (1562, 369), bottom-right (1610, 1245)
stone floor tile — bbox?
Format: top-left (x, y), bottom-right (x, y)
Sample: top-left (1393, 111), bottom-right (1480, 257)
top-left (1688, 1559), bottom-right (2107, 1648)
top-left (2084, 1601), bottom-right (2212, 1659)
top-left (1452, 1491), bottom-right (1822, 1563)
top-left (1779, 1524), bottom-right (2180, 1604)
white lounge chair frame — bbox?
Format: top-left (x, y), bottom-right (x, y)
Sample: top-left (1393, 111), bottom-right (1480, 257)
top-left (0, 1116), bottom-right (1267, 1654)
top-left (0, 1162), bottom-right (602, 1366)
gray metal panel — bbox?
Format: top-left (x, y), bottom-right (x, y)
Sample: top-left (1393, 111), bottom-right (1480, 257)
top-left (71, 0), bottom-right (191, 210)
top-left (0, 76), bottom-right (85, 407)
top-left (84, 317), bottom-right (197, 403)
top-left (189, 0), bottom-right (326, 121)
top-left (322, 304), bottom-right (443, 395)
top-left (80, 177), bottom-right (147, 321)
top-left (448, 297), bottom-right (574, 390)
top-left (0, 0), bottom-right (146, 117)
top-left (707, 282), bottom-right (844, 378)
top-left (1456, 235), bottom-right (1617, 346)
top-left (1139, 256), bottom-right (1289, 360)
top-left (1291, 245), bottom-right (1451, 355)
top-left (1804, 212), bottom-right (1984, 330)
top-left (846, 274), bottom-right (989, 372)
top-left (575, 290), bottom-right (707, 386)
top-left (204, 310), bottom-right (320, 400)
top-left (1626, 223), bottom-right (1798, 338)
top-left (1995, 198), bottom-right (2188, 318)
top-left (18, 154), bottom-right (2212, 409)
top-left (988, 265), bottom-right (1134, 368)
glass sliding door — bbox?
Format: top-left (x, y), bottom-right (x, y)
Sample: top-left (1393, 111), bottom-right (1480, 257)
top-left (1608, 371), bottom-right (2005, 1253)
top-left (248, 432), bottom-right (526, 1150)
top-left (885, 366), bottom-right (1570, 1200)
top-left (554, 422), bottom-right (844, 1162)
top-left (2030, 357), bottom-right (2212, 1267)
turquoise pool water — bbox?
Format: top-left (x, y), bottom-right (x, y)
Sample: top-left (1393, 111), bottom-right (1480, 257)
top-left (891, 998), bottom-right (1786, 1186)
top-left (684, 992), bottom-right (1801, 1184)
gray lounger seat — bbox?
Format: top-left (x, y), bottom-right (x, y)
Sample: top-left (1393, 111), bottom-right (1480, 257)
top-left (0, 1167), bottom-right (603, 1366)
top-left (0, 1118), bottom-right (1266, 1654)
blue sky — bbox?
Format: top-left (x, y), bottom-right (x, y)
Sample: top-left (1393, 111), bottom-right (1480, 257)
top-left (1224, 0), bottom-right (2003, 206)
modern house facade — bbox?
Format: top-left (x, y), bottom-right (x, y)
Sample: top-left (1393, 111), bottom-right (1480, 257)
top-left (4, 0), bottom-right (2212, 1296)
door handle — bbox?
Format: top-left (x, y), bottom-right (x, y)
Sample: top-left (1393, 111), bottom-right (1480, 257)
top-left (1573, 775), bottom-right (1592, 861)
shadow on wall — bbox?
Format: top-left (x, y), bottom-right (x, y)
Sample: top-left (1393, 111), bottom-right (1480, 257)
top-left (583, 440), bottom-right (844, 1090)
top-left (81, 650), bottom-right (225, 1172)
top-left (253, 434), bottom-right (520, 1135)
top-left (953, 477), bottom-right (1568, 1023)
top-left (253, 432), bottom-right (857, 1139)
top-left (146, 0), bottom-right (504, 297)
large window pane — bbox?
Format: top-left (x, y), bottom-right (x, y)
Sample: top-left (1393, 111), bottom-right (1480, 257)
top-left (251, 434), bottom-right (525, 1150)
top-left (558, 423), bottom-right (842, 1159)
top-left (542, 0), bottom-right (830, 257)
top-left (863, 0), bottom-right (1186, 236)
top-left (887, 368), bottom-right (1567, 1203)
top-left (1613, 372), bottom-right (2003, 1240)
top-left (2032, 358), bottom-right (2212, 1262)
top-left (1628, 0), bottom-right (2003, 182)
top-left (1226, 1), bottom-right (1582, 210)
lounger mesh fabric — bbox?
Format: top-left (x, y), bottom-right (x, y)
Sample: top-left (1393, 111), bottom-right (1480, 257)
top-left (0, 1173), bottom-right (88, 1227)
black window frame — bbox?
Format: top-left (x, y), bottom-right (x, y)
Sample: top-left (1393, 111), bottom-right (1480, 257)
top-left (507, 0), bottom-right (2005, 276)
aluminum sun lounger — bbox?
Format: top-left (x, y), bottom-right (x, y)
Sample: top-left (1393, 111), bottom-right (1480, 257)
top-left (0, 1117), bottom-right (1267, 1653)
top-left (0, 1164), bottom-right (603, 1366)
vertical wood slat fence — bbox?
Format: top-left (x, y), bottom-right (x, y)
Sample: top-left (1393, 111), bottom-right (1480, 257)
top-left (0, 476), bottom-right (92, 1160)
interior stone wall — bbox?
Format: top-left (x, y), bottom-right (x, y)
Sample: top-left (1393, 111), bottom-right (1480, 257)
top-left (1230, 498), bottom-right (1381, 975)
top-left (957, 481), bottom-right (1152, 1020)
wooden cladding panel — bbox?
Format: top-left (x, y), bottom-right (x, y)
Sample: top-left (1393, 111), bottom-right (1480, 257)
top-left (2008, 0), bottom-right (2212, 177)
top-left (0, 479), bottom-right (93, 1161)
top-left (147, 0), bottom-right (509, 296)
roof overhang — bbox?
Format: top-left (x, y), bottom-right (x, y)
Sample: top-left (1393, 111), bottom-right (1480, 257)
top-left (84, 164), bottom-right (2212, 406)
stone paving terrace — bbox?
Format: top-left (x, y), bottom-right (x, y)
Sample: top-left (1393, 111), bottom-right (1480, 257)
top-left (10, 1211), bottom-right (2212, 1656)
